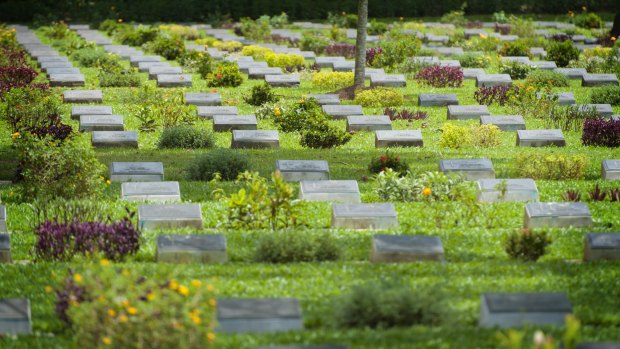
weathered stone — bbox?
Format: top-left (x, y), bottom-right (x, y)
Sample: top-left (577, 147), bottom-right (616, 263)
top-left (197, 106), bottom-right (238, 119)
top-left (63, 90), bottom-right (103, 103)
top-left (602, 160), bottom-right (620, 180)
top-left (129, 55), bottom-right (162, 67)
top-left (49, 74), bottom-right (85, 87)
top-left (536, 92), bottom-right (576, 106)
top-left (476, 74), bottom-right (512, 87)
top-left (438, 60), bottom-right (461, 67)
top-left (582, 74), bottom-right (619, 87)
top-left (370, 74), bottom-right (406, 87)
top-left (148, 66), bottom-right (183, 80)
top-left (0, 299), bottom-right (31, 335)
top-left (276, 160), bottom-right (330, 181)
top-left (121, 181), bottom-right (180, 202)
top-left (265, 74), bottom-right (300, 87)
top-left (375, 130), bottom-right (423, 148)
top-left (79, 115), bottom-right (124, 132)
top-left (332, 61), bottom-right (355, 72)
top-left (231, 130), bottom-right (279, 149)
top-left (435, 47), bottom-right (464, 56)
top-left (237, 61), bottom-right (268, 74)
top-left (463, 68), bottom-right (486, 80)
top-left (71, 106), bottom-right (112, 120)
top-left (554, 68), bottom-right (587, 79)
top-left (248, 67), bottom-right (282, 79)
top-left (346, 115), bottom-right (392, 132)
top-left (91, 131), bottom-right (138, 148)
top-left (156, 234), bottom-right (227, 263)
top-left (517, 129), bottom-right (565, 147)
top-left (322, 105), bottom-right (364, 120)
top-left (46, 68), bottom-right (81, 75)
top-left (110, 162), bottom-right (164, 182)
top-left (184, 92), bottom-right (221, 106)
top-left (439, 159), bottom-right (495, 180)
top-left (306, 94), bottom-right (340, 105)
top-left (315, 56), bottom-right (345, 68)
top-left (418, 94), bottom-right (458, 107)
top-left (447, 105), bottom-right (490, 120)
top-left (138, 61), bottom-right (170, 72)
top-left (480, 115), bottom-right (526, 131)
top-left (217, 298), bottom-right (303, 333)
top-left (584, 233), bottom-right (620, 261)
top-left (213, 115), bottom-right (258, 131)
top-left (138, 203), bottom-right (203, 231)
top-left (500, 56), bottom-right (531, 64)
top-left (157, 74), bottom-right (192, 87)
top-left (477, 179), bottom-right (539, 202)
top-left (299, 180), bottom-right (360, 203)
top-left (40, 61), bottom-right (73, 71)
top-left (371, 234), bottom-right (444, 263)
top-left (530, 61), bottom-right (557, 70)
top-left (524, 202), bottom-right (592, 228)
top-left (331, 203), bottom-right (398, 230)
top-left (576, 104), bottom-right (614, 117)
top-left (479, 293), bottom-right (572, 328)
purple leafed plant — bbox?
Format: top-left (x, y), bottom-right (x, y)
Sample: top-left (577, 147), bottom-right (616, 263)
top-left (582, 119), bottom-right (620, 147)
top-left (416, 66), bottom-right (463, 88)
top-left (324, 43), bottom-right (356, 58)
top-left (474, 86), bottom-right (513, 106)
top-left (384, 107), bottom-right (427, 121)
top-left (366, 47), bottom-right (382, 66)
top-left (0, 66), bottom-right (38, 97)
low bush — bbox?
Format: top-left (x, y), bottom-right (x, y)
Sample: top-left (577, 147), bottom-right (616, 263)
top-left (264, 52), bottom-right (304, 68)
top-left (300, 122), bottom-right (352, 149)
top-left (354, 88), bottom-right (404, 107)
top-left (475, 85), bottom-right (514, 106)
top-left (240, 45), bottom-right (273, 60)
top-left (582, 119), bottom-right (620, 147)
top-left (590, 86), bottom-right (620, 106)
top-left (373, 36), bottom-right (421, 69)
top-left (300, 32), bottom-right (330, 54)
top-left (0, 66), bottom-right (38, 96)
top-left (71, 48), bottom-right (119, 68)
top-left (143, 35), bottom-right (185, 60)
top-left (115, 25), bottom-right (159, 46)
top-left (525, 70), bottom-right (570, 88)
top-left (206, 62), bottom-right (243, 87)
top-left (572, 11), bottom-right (603, 29)
top-left (368, 152), bottom-right (409, 175)
top-left (159, 24), bottom-right (201, 40)
top-left (504, 228), bottom-right (551, 262)
top-left (98, 19), bottom-right (124, 36)
top-left (98, 69), bottom-right (141, 87)
top-left (384, 107), bottom-right (427, 121)
top-left (506, 83), bottom-right (558, 120)
top-left (324, 43), bottom-right (356, 58)
top-left (455, 52), bottom-right (491, 68)
top-left (440, 123), bottom-right (501, 149)
top-left (515, 153), bottom-right (587, 180)
top-left (416, 66), bottom-right (463, 87)
top-left (244, 82), bottom-right (278, 106)
top-left (239, 16), bottom-right (271, 41)
top-left (464, 35), bottom-right (502, 52)
top-left (368, 20), bottom-right (388, 35)
top-left (547, 40), bottom-right (579, 67)
top-left (545, 105), bottom-right (601, 132)
top-left (254, 230), bottom-right (341, 263)
top-left (499, 61), bottom-right (532, 79)
top-left (178, 50), bottom-right (213, 78)
top-left (311, 71), bottom-right (354, 90)
top-left (186, 149), bottom-right (249, 181)
top-left (498, 40), bottom-right (531, 57)
top-left (1, 87), bottom-right (68, 138)
top-left (133, 90), bottom-right (195, 131)
top-left (158, 126), bottom-right (215, 149)
top-left (374, 169), bottom-right (470, 202)
top-left (212, 40), bottom-right (242, 52)
top-left (366, 47), bottom-right (383, 66)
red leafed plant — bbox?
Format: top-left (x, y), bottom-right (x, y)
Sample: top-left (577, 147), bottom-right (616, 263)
top-left (415, 66), bottom-right (463, 88)
top-left (582, 119), bottom-right (620, 147)
top-left (0, 66), bottom-right (38, 97)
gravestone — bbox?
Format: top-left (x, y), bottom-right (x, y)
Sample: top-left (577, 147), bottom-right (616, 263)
top-left (63, 90), bottom-right (103, 103)
top-left (435, 47), bottom-right (464, 56)
top-left (554, 68), bottom-right (587, 79)
top-left (582, 74), bottom-right (619, 87)
top-left (217, 298), bottom-right (303, 333)
top-left (138, 61), bottom-right (170, 72)
top-left (129, 55), bottom-right (161, 67)
top-left (438, 60), bottom-right (461, 67)
top-left (524, 202), bottom-right (592, 228)
top-left (418, 94), bottom-right (458, 107)
top-left (463, 68), bottom-right (486, 80)
top-left (530, 47), bottom-right (547, 58)
top-left (315, 56), bottom-right (345, 68)
top-left (213, 115), bottom-right (258, 131)
top-left (346, 115), bottom-right (392, 132)
top-left (49, 74), bottom-right (85, 87)
top-left (306, 94), bottom-right (340, 105)
top-left (148, 66), bottom-right (183, 80)
top-left (265, 74), bottom-right (300, 87)
top-left (79, 115), bottom-right (124, 132)
top-left (157, 74), bottom-right (192, 87)
top-left (110, 162), bottom-right (164, 182)
top-left (602, 160), bottom-right (620, 180)
top-left (370, 74), bottom-right (406, 87)
top-left (299, 180), bottom-right (360, 203)
top-left (479, 293), bottom-right (572, 328)
top-left (184, 92), bottom-right (222, 106)
top-left (476, 74), bottom-right (512, 87)
top-left (576, 344), bottom-right (620, 349)
top-left (480, 115), bottom-right (526, 131)
top-left (477, 179), bottom-right (539, 202)
top-left (276, 160), bottom-right (330, 181)
top-left (530, 61), bottom-right (557, 70)
top-left (91, 131), bottom-right (138, 148)
top-left (322, 105), bottom-right (364, 120)
top-left (40, 61), bottom-right (73, 71)
top-left (231, 130), bottom-right (279, 149)
top-left (613, 115), bottom-right (620, 121)
top-left (0, 205), bottom-right (6, 233)
top-left (197, 106), bottom-right (238, 119)
top-left (36, 56), bottom-right (68, 66)
top-left (46, 68), bottom-right (81, 75)
top-left (237, 61), bottom-right (268, 74)
top-left (371, 234), bottom-right (444, 263)
top-left (516, 129), bottom-right (565, 147)
top-left (447, 105), bottom-right (490, 120)
top-left (577, 104), bottom-right (614, 117)
top-left (121, 181), bottom-right (181, 201)
top-left (332, 61), bottom-right (355, 72)
top-left (331, 203), bottom-right (398, 229)
top-left (156, 234), bottom-right (227, 263)
top-left (0, 234), bottom-right (10, 263)
top-left (71, 106), bottom-right (112, 120)
top-left (138, 203), bottom-right (203, 230)
top-left (248, 67), bottom-right (283, 79)
top-left (439, 159), bottom-right (495, 180)
top-left (365, 68), bottom-right (386, 79)
top-left (0, 299), bottom-right (31, 334)
top-left (584, 233), bottom-right (620, 261)
top-left (375, 130), bottom-right (423, 148)
top-left (536, 92), bottom-right (576, 106)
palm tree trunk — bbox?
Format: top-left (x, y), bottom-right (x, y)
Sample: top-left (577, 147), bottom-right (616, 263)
top-left (353, 0), bottom-right (368, 89)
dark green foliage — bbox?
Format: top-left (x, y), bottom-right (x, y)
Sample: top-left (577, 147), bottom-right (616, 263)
top-left (590, 86), bottom-right (620, 105)
top-left (71, 48), bottom-right (119, 68)
top-left (253, 230), bottom-right (341, 263)
top-left (244, 82), bottom-right (278, 106)
top-left (546, 40), bottom-right (580, 67)
top-left (368, 152), bottom-right (409, 175)
top-left (498, 40), bottom-right (531, 57)
top-left (300, 122), bottom-right (352, 149)
top-left (368, 20), bottom-right (388, 35)
top-left (186, 149), bottom-right (249, 181)
top-left (144, 35), bottom-right (185, 60)
top-left (157, 126), bottom-right (215, 149)
top-left (525, 70), bottom-right (570, 88)
top-left (504, 228), bottom-right (551, 262)
top-left (98, 69), bottom-right (141, 87)
top-left (206, 62), bottom-right (243, 87)
top-left (115, 26), bottom-right (159, 46)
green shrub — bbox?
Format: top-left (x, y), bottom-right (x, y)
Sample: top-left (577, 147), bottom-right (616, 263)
top-left (115, 26), bottom-right (160, 46)
top-left (239, 17), bottom-right (271, 41)
top-left (504, 228), bottom-right (552, 262)
top-left (547, 40), bottom-right (580, 67)
top-left (300, 122), bottom-right (352, 149)
top-left (71, 48), bottom-right (120, 68)
top-left (455, 52), bottom-right (491, 68)
top-left (269, 12), bottom-right (289, 28)
top-left (178, 50), bottom-right (213, 78)
top-left (499, 40), bottom-right (531, 58)
top-left (464, 35), bottom-right (502, 52)
top-left (374, 169), bottom-right (471, 202)
top-left (144, 35), bottom-right (185, 60)
top-left (158, 126), bottom-right (215, 149)
top-left (368, 20), bottom-right (388, 35)
top-left (440, 123), bottom-right (501, 148)
top-left (572, 11), bottom-right (603, 29)
top-left (98, 19), bottom-right (123, 36)
top-left (311, 71), bottom-right (354, 90)
top-left (1, 86), bottom-right (62, 133)
top-left (499, 61), bottom-right (532, 79)
top-left (240, 45), bottom-right (273, 60)
top-left (206, 62), bottom-right (243, 87)
top-left (525, 70), bottom-right (570, 88)
top-left (98, 69), bottom-right (141, 87)
top-left (591, 86), bottom-right (620, 105)
top-left (300, 32), bottom-right (330, 54)
top-left (254, 230), bottom-right (341, 263)
top-left (515, 153), bottom-right (587, 180)
top-left (545, 105), bottom-right (601, 132)
top-left (133, 91), bottom-right (195, 130)
top-left (159, 24), bottom-right (201, 40)
top-left (373, 36), bottom-right (421, 69)
top-left (507, 15), bottom-right (536, 38)
top-left (244, 82), bottom-right (278, 106)
top-left (355, 88), bottom-right (404, 107)
top-left (440, 5), bottom-right (466, 27)
top-left (264, 52), bottom-right (304, 68)
top-left (43, 21), bottom-right (71, 39)
top-left (368, 152), bottom-right (409, 175)
top-left (186, 149), bottom-right (249, 181)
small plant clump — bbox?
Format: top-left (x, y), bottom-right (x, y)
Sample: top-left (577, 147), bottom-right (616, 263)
top-left (368, 152), bottom-right (409, 175)
top-left (504, 228), bottom-right (552, 262)
top-left (157, 126), bottom-right (215, 149)
top-left (416, 66), bottom-right (463, 88)
top-left (186, 149), bottom-right (250, 181)
top-left (244, 82), bottom-right (278, 106)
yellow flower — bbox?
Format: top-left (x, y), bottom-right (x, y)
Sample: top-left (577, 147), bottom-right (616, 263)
top-left (107, 309), bottom-right (117, 317)
top-left (169, 280), bottom-right (179, 290)
top-left (11, 131), bottom-right (19, 140)
top-left (73, 274), bottom-right (82, 283)
top-left (127, 307), bottom-right (138, 315)
top-left (191, 279), bottom-right (202, 288)
top-left (106, 179), bottom-right (111, 185)
top-left (102, 337), bottom-right (112, 346)
top-left (100, 259), bottom-right (110, 266)
top-left (121, 299), bottom-right (130, 307)
top-left (612, 37), bottom-right (617, 42)
top-left (118, 314), bottom-right (128, 323)
top-left (207, 284), bottom-right (214, 292)
top-left (207, 332), bottom-right (216, 343)
top-left (422, 187), bottom-right (432, 197)
top-left (399, 17), bottom-right (404, 21)
top-left (45, 286), bottom-right (53, 293)
top-left (146, 292), bottom-right (156, 301)
top-left (479, 33), bottom-right (488, 39)
top-left (178, 285), bottom-right (190, 297)
top-left (274, 107), bottom-right (282, 117)
top-left (100, 175), bottom-right (105, 180)
top-left (191, 315), bottom-right (202, 325)
top-left (208, 298), bottom-right (217, 307)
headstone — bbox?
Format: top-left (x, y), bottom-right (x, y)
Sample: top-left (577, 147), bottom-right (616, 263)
top-left (480, 115), bottom-right (526, 131)
top-left (575, 344), bottom-right (620, 349)
top-left (0, 299), bottom-right (31, 334)
top-left (110, 162), bottom-right (164, 182)
top-left (157, 74), bottom-right (192, 87)
top-left (447, 105), bottom-right (490, 120)
top-left (248, 67), bottom-right (282, 79)
top-left (213, 115), bottom-right (258, 131)
top-left (375, 130), bottom-right (423, 148)
top-left (197, 106), bottom-right (238, 119)
top-left (315, 56), bottom-right (345, 68)
top-left (371, 234), bottom-right (444, 263)
top-left (530, 61), bottom-right (557, 70)
top-left (265, 74), bottom-right (300, 87)
top-left (49, 74), bottom-right (85, 87)
top-left (439, 159), bottom-right (495, 180)
top-left (217, 298), bottom-right (303, 333)
top-left (346, 115), bottom-right (392, 132)
top-left (184, 92), bottom-right (222, 106)
top-left (554, 68), bottom-right (587, 79)
top-left (365, 68), bottom-right (386, 79)
top-left (138, 203), bottom-right (203, 231)
top-left (71, 106), bottom-right (112, 120)
top-left (582, 74), bottom-right (619, 87)
top-left (438, 60), bottom-right (461, 67)
top-left (500, 56), bottom-right (531, 64)
top-left (322, 105), bottom-right (363, 120)
top-left (524, 202), bottom-right (592, 228)
top-left (418, 94), bottom-right (458, 107)
top-left (63, 90), bottom-right (103, 103)
top-left (477, 179), bottom-right (539, 202)
top-left (602, 160), bottom-right (620, 180)
top-left (463, 68), bottom-right (486, 80)
top-left (370, 74), bottom-right (406, 87)
top-left (129, 55), bottom-right (161, 67)
top-left (479, 293), bottom-right (572, 328)
top-left (79, 115), bottom-right (124, 132)
top-left (0, 234), bottom-right (10, 263)
top-left (530, 47), bottom-right (547, 58)
top-left (156, 234), bottom-right (227, 263)
top-left (0, 205), bottom-right (6, 233)
top-left (299, 180), bottom-right (360, 203)
top-left (584, 233), bottom-right (620, 261)
top-left (46, 67), bottom-right (81, 75)
top-left (476, 74), bottom-right (512, 87)
top-left (435, 47), bottom-right (464, 56)
top-left (331, 203), bottom-right (398, 229)
top-left (306, 94), bottom-right (340, 105)
top-left (148, 66), bottom-right (183, 80)
top-left (137, 61), bottom-right (170, 72)
top-left (577, 104), bottom-right (614, 117)
top-left (237, 61), bottom-right (268, 74)
top-left (231, 130), bottom-right (279, 149)
top-left (276, 160), bottom-right (330, 181)
top-left (40, 61), bottom-right (73, 71)
top-left (36, 56), bottom-right (68, 66)
top-left (537, 92), bottom-right (575, 106)
top-left (121, 181), bottom-right (181, 201)
top-left (92, 131), bottom-right (138, 148)
top-left (516, 129), bottom-right (565, 147)
top-left (332, 61), bottom-right (355, 72)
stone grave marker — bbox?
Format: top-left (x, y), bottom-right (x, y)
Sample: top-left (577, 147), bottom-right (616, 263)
top-left (315, 56), bottom-right (345, 68)
top-left (530, 61), bottom-right (557, 70)
top-left (613, 115), bottom-right (620, 121)
top-left (129, 55), bottom-right (161, 67)
top-left (71, 106), bottom-right (112, 120)
top-left (184, 92), bottom-right (222, 106)
top-left (157, 74), bottom-right (192, 87)
top-left (476, 74), bottom-right (512, 87)
top-left (217, 298), bottom-right (303, 333)
top-left (40, 61), bottom-right (73, 71)
top-left (439, 159), bottom-right (495, 180)
top-left (265, 74), bottom-right (300, 87)
top-left (501, 57), bottom-right (532, 64)
top-left (582, 74), bottom-right (619, 87)
top-left (575, 344), bottom-right (620, 349)
top-left (375, 130), bottom-right (423, 148)
top-left (365, 68), bottom-right (385, 79)
top-left (276, 160), bottom-right (330, 181)
top-left (438, 60), bottom-right (461, 67)
top-left (138, 203), bottom-right (203, 231)
top-left (46, 68), bottom-right (81, 75)
top-left (371, 234), bottom-right (444, 263)
top-left (37, 56), bottom-right (68, 67)
top-left (577, 104), bottom-right (614, 117)
top-left (148, 66), bottom-right (183, 80)
top-left (213, 115), bottom-right (258, 131)
top-left (530, 47), bottom-right (547, 58)
top-left (156, 234), bottom-right (227, 263)
top-left (477, 179), bottom-right (539, 202)
top-left (554, 68), bottom-right (587, 79)
top-left (418, 94), bottom-right (458, 107)
top-left (110, 162), bottom-right (164, 182)
top-left (79, 115), bottom-right (124, 132)
top-left (237, 61), bottom-right (268, 74)
top-left (49, 74), bottom-right (85, 87)
top-left (63, 90), bottom-right (102, 103)
top-left (231, 130), bottom-right (279, 149)
top-left (299, 180), bottom-right (360, 203)
top-left (517, 129), bottom-right (565, 147)
top-left (479, 293), bottom-right (572, 328)
top-left (584, 233), bottom-right (620, 261)
top-left (536, 92), bottom-right (576, 106)
top-left (197, 106), bottom-right (238, 119)
top-left (463, 68), bottom-right (486, 80)
top-left (121, 181), bottom-right (181, 202)
top-left (332, 61), bottom-right (355, 72)
top-left (248, 67), bottom-right (282, 79)
top-left (524, 202), bottom-right (592, 228)
top-left (480, 115), bottom-right (526, 131)
top-left (602, 160), bottom-right (620, 180)
top-left (0, 299), bottom-right (31, 335)
top-left (0, 234), bottom-right (10, 263)
top-left (322, 105), bottom-right (363, 120)
top-left (435, 47), bottom-right (464, 56)
top-left (370, 74), bottom-right (406, 87)
top-left (92, 131), bottom-right (138, 148)
top-left (0, 205), bottom-right (6, 233)
top-left (346, 115), bottom-right (392, 132)
top-left (306, 94), bottom-right (340, 105)
top-left (331, 203), bottom-right (398, 229)
top-left (138, 61), bottom-right (170, 72)
top-left (447, 105), bottom-right (490, 120)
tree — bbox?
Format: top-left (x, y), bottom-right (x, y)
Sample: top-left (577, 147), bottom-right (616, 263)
top-left (353, 0), bottom-right (368, 89)
top-left (611, 12), bottom-right (620, 38)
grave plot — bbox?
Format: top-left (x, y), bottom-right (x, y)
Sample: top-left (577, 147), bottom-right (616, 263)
top-left (439, 159), bottom-right (496, 180)
top-left (524, 203), bottom-right (592, 228)
top-left (63, 90), bottom-right (103, 103)
top-left (138, 203), bottom-right (203, 230)
top-left (299, 180), bottom-right (360, 203)
top-left (479, 293), bottom-right (572, 328)
top-left (276, 160), bottom-right (330, 181)
top-left (156, 234), bottom-right (227, 263)
top-left (331, 203), bottom-right (398, 229)
top-left (216, 298), bottom-right (303, 333)
top-left (371, 234), bottom-right (444, 262)
top-left (516, 129), bottom-right (566, 147)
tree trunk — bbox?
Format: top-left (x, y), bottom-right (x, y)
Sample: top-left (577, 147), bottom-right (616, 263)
top-left (353, 0), bottom-right (368, 89)
top-left (611, 13), bottom-right (620, 38)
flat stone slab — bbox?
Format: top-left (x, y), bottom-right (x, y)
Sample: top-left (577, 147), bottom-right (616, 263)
top-left (0, 233), bottom-right (10, 263)
top-left (477, 179), bottom-right (539, 203)
top-left (439, 159), bottom-right (495, 180)
top-left (375, 130), bottom-right (423, 148)
top-left (517, 129), bottom-right (565, 147)
top-left (370, 74), bottom-right (406, 87)
top-left (71, 106), bottom-right (112, 120)
top-left (582, 74), bottom-right (619, 87)
top-left (138, 61), bottom-right (170, 72)
top-left (36, 56), bottom-right (68, 66)
top-left (129, 55), bottom-right (162, 66)
top-left (110, 162), bottom-right (164, 182)
top-left (217, 298), bottom-right (303, 333)
top-left (79, 115), bottom-right (124, 132)
top-left (479, 293), bottom-right (572, 328)
top-left (315, 56), bottom-right (345, 68)
top-left (0, 205), bottom-right (6, 233)
top-left (584, 233), bottom-right (620, 261)
top-left (40, 61), bottom-right (73, 71)
top-left (49, 74), bottom-right (85, 87)
top-left (537, 92), bottom-right (576, 106)
top-left (237, 61), bottom-right (268, 74)
top-left (480, 115), bottom-right (526, 131)
top-left (346, 115), bottom-right (392, 132)
top-left (577, 104), bottom-right (614, 117)
top-left (46, 68), bottom-right (81, 75)
top-left (157, 234), bottom-right (227, 263)
top-left (148, 66), bottom-right (183, 79)
top-left (299, 180), bottom-right (360, 203)
top-left (180, 92), bottom-right (222, 107)
top-left (248, 67), bottom-right (283, 79)
top-left (307, 94), bottom-right (340, 105)
top-left (365, 68), bottom-right (386, 79)
top-left (331, 203), bottom-right (398, 229)
top-left (265, 74), bottom-right (300, 87)
top-left (92, 131), bottom-right (138, 148)
top-left (418, 94), bottom-right (458, 107)
top-left (554, 68), bottom-right (587, 79)
top-left (530, 61), bottom-right (557, 70)
top-left (332, 61), bottom-right (355, 72)
top-left (231, 130), bottom-right (279, 149)
top-left (197, 106), bottom-right (238, 119)
top-left (138, 203), bottom-right (203, 231)
top-left (121, 181), bottom-right (180, 201)
top-left (463, 68), bottom-right (486, 80)
top-left (63, 90), bottom-right (102, 103)
top-left (276, 160), bottom-right (329, 181)
top-left (157, 74), bottom-right (192, 87)
top-left (524, 202), bottom-right (592, 228)
top-left (602, 160), bottom-right (620, 180)
top-left (322, 105), bottom-right (363, 120)
top-left (371, 234), bottom-right (444, 263)
top-left (447, 105), bottom-right (490, 120)
top-left (438, 60), bottom-right (461, 67)
top-left (476, 74), bottom-right (512, 87)
top-left (213, 115), bottom-right (257, 131)
top-left (0, 299), bottom-right (31, 335)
